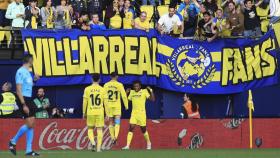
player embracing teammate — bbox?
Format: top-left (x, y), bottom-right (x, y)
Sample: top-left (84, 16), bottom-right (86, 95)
top-left (83, 73), bottom-right (155, 152)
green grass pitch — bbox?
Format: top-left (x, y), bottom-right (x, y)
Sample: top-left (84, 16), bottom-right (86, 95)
top-left (0, 149), bottom-right (280, 158)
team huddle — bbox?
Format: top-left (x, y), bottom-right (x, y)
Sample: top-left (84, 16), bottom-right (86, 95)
top-left (83, 73), bottom-right (155, 152)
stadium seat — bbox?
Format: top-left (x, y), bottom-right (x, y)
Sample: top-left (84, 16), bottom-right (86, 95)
top-left (256, 6), bottom-right (270, 33)
top-left (157, 5), bottom-right (169, 17)
top-left (140, 5), bottom-right (155, 28)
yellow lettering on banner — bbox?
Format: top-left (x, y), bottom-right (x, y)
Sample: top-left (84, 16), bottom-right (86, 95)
top-left (232, 49), bottom-right (247, 84)
top-left (49, 38), bottom-right (66, 76)
top-left (25, 38), bottom-right (43, 76)
top-left (261, 38), bottom-right (276, 77)
top-left (42, 38), bottom-right (52, 76)
top-left (211, 52), bottom-right (222, 62)
top-left (139, 37), bottom-right (152, 75)
top-left (221, 48), bottom-right (234, 86)
top-left (92, 36), bottom-right (109, 74)
top-left (157, 43), bottom-right (173, 57)
top-left (244, 46), bottom-right (262, 81)
top-left (79, 36), bottom-right (94, 74)
top-left (152, 38), bottom-right (157, 76)
top-left (125, 37), bottom-right (139, 74)
top-left (109, 36), bottom-right (124, 74)
top-left (63, 38), bottom-right (81, 75)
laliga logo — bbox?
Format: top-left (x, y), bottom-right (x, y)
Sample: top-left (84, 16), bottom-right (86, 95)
top-left (166, 44), bottom-right (216, 88)
top-left (39, 122), bottom-right (112, 150)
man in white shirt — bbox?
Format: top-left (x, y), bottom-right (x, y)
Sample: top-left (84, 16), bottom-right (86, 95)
top-left (269, 0), bottom-right (280, 25)
top-left (157, 5), bottom-right (182, 37)
top-left (5, 0), bottom-right (24, 48)
top-left (5, 0), bottom-right (25, 28)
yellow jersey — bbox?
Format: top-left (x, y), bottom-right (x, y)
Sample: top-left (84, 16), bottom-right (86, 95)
top-left (128, 89), bottom-right (150, 114)
top-left (134, 17), bottom-right (149, 30)
top-left (123, 11), bottom-right (134, 29)
top-left (104, 80), bottom-right (128, 109)
top-left (83, 84), bottom-right (106, 116)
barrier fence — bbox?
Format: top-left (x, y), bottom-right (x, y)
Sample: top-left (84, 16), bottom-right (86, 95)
top-left (0, 119), bottom-right (280, 150)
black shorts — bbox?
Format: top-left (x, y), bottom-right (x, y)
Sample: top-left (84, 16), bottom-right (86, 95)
top-left (21, 97), bottom-right (36, 118)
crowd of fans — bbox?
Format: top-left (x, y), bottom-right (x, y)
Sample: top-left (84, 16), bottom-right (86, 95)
top-left (0, 0), bottom-right (279, 42)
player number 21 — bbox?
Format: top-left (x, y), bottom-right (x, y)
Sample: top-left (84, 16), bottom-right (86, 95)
top-left (108, 90), bottom-right (118, 100)
top-left (90, 94), bottom-right (101, 106)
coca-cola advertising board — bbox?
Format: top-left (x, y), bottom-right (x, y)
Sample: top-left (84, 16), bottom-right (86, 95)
top-left (0, 119), bottom-right (280, 150)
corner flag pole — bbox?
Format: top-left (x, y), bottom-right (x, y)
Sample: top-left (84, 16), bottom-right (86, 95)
top-left (248, 90), bottom-right (254, 149)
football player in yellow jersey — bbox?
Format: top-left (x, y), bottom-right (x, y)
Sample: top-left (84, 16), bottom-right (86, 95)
top-left (83, 74), bottom-right (107, 152)
top-left (122, 80), bottom-right (155, 150)
top-left (104, 72), bottom-right (128, 144)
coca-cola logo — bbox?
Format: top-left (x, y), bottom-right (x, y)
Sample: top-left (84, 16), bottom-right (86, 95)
top-left (39, 122), bottom-right (112, 150)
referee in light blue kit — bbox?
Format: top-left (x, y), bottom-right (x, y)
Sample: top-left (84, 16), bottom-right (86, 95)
top-left (9, 54), bottom-right (40, 156)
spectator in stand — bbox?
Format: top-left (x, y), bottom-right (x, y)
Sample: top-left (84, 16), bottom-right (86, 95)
top-left (104, 0), bottom-right (122, 29)
top-left (87, 0), bottom-right (103, 21)
top-left (221, 0), bottom-right (234, 17)
top-left (198, 11), bottom-right (217, 42)
top-left (5, 0), bottom-right (24, 28)
top-left (5, 0), bottom-right (24, 48)
top-left (41, 0), bottom-right (56, 29)
top-left (69, 0), bottom-right (86, 15)
top-left (202, 0), bottom-right (218, 16)
top-left (212, 8), bottom-right (231, 37)
top-left (121, 0), bottom-right (135, 29)
top-left (119, 0), bottom-right (125, 11)
top-left (157, 5), bottom-right (182, 37)
top-left (269, 0), bottom-right (280, 26)
top-left (90, 13), bottom-right (106, 30)
top-left (33, 88), bottom-right (50, 119)
top-left (241, 0), bottom-right (263, 38)
top-left (180, 94), bottom-right (200, 119)
top-left (0, 82), bottom-right (18, 118)
top-left (24, 0), bottom-right (41, 29)
top-left (228, 2), bottom-right (244, 36)
top-left (177, 0), bottom-right (200, 37)
top-left (133, 11), bottom-right (149, 31)
top-left (55, 0), bottom-right (72, 29)
top-left (73, 11), bottom-right (90, 30)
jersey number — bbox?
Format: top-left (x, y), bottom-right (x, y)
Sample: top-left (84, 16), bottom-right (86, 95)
top-left (90, 94), bottom-right (101, 106)
top-left (108, 90), bottom-right (118, 100)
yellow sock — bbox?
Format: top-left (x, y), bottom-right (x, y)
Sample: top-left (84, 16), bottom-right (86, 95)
top-left (126, 132), bottom-right (133, 147)
top-left (87, 128), bottom-right (95, 145)
top-left (144, 131), bottom-right (151, 144)
top-left (114, 124), bottom-right (120, 139)
top-left (109, 125), bottom-right (115, 140)
top-left (97, 128), bottom-right (103, 151)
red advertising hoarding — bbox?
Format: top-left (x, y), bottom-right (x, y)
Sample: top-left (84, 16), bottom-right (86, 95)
top-left (0, 119), bottom-right (279, 150)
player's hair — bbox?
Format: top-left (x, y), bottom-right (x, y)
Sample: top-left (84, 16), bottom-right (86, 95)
top-left (110, 72), bottom-right (118, 78)
top-left (23, 54), bottom-right (33, 64)
top-left (92, 73), bottom-right (100, 82)
top-left (133, 80), bottom-right (142, 86)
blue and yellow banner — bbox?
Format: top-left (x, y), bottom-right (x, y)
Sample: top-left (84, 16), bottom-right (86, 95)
top-left (21, 29), bottom-right (279, 94)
